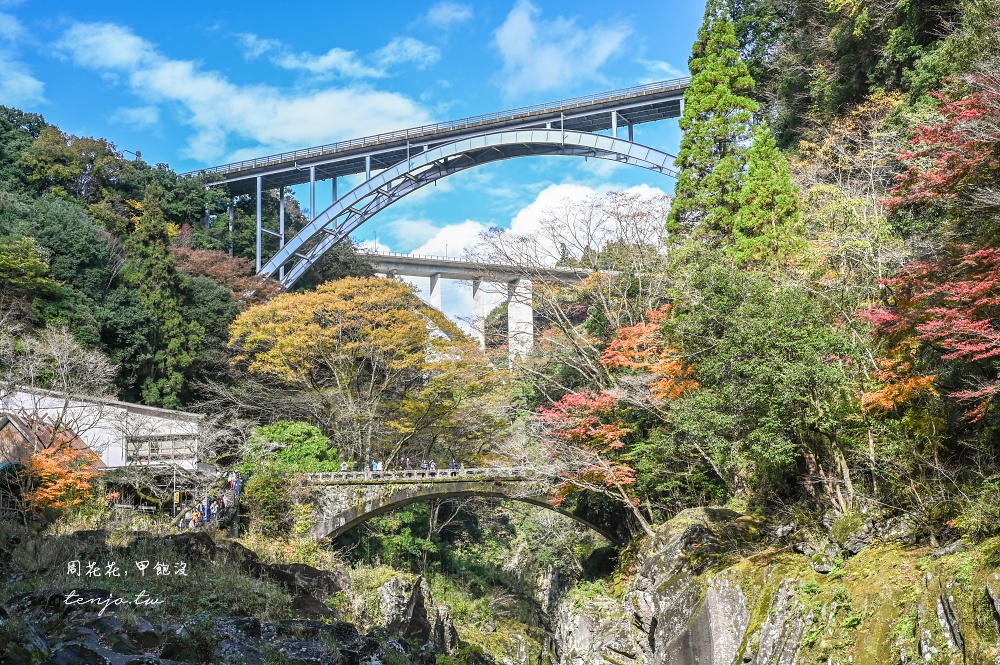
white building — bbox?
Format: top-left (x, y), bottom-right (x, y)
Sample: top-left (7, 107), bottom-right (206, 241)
top-left (0, 388), bottom-right (202, 471)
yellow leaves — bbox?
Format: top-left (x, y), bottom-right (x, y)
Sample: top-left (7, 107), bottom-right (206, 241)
top-left (231, 277), bottom-right (451, 383)
top-left (229, 276), bottom-right (499, 454)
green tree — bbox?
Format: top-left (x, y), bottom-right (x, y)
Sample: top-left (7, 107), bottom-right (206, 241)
top-left (0, 106), bottom-right (46, 191)
top-left (21, 126), bottom-right (137, 203)
top-left (731, 123), bottom-right (804, 265)
top-left (0, 235), bottom-right (57, 309)
top-left (243, 421), bottom-right (340, 473)
top-left (667, 0), bottom-right (758, 239)
top-left (125, 185), bottom-right (202, 407)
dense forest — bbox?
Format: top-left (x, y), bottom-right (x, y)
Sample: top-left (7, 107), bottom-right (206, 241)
top-left (2, 0), bottom-right (1000, 657)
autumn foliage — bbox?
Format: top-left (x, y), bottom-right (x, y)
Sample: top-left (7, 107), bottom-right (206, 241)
top-left (539, 391), bottom-right (632, 451)
top-left (860, 247), bottom-right (1000, 419)
top-left (886, 80), bottom-right (1000, 210)
top-left (600, 305), bottom-right (700, 402)
top-left (174, 247), bottom-right (283, 309)
top-left (22, 440), bottom-right (101, 514)
top-left (537, 390), bottom-right (637, 507)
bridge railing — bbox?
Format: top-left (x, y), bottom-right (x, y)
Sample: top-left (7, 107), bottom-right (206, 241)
top-left (181, 77), bottom-right (690, 178)
top-left (304, 466), bottom-right (530, 484)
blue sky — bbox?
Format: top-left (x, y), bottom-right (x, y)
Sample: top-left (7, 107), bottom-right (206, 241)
top-left (1, 0), bottom-right (703, 314)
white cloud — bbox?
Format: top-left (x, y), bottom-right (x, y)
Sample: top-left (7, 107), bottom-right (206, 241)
top-left (384, 218), bottom-right (444, 246)
top-left (358, 238), bottom-right (393, 253)
top-left (0, 13), bottom-right (43, 106)
top-left (56, 23), bottom-right (434, 162)
top-left (0, 53), bottom-right (44, 106)
top-left (412, 220), bottom-right (489, 256)
top-left (423, 2), bottom-right (473, 28)
top-left (237, 33), bottom-right (438, 78)
top-left (110, 105), bottom-right (159, 129)
top-left (493, 1), bottom-right (630, 97)
top-left (374, 37), bottom-right (439, 70)
top-left (501, 182), bottom-right (669, 260)
top-left (638, 58), bottom-right (685, 82)
top-left (237, 33), bottom-right (281, 59)
top-left (0, 11), bottom-right (23, 40)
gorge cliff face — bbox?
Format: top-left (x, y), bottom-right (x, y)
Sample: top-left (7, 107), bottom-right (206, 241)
top-left (553, 508), bottom-right (1000, 665)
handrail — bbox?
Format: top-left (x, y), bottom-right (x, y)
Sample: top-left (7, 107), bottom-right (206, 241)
top-left (181, 77), bottom-right (690, 178)
top-left (359, 249), bottom-right (591, 273)
top-left (304, 466), bottom-right (533, 483)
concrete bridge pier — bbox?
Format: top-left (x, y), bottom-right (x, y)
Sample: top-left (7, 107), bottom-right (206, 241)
top-left (507, 278), bottom-right (533, 359)
top-left (473, 279), bottom-right (486, 348)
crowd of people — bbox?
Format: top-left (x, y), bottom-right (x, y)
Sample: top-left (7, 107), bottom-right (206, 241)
top-left (338, 458), bottom-right (464, 473)
top-left (176, 470), bottom-right (244, 529)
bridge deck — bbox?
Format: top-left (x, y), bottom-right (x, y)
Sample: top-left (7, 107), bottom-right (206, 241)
top-left (305, 466), bottom-right (532, 485)
top-left (360, 251), bottom-right (590, 282)
top-left (184, 78), bottom-right (688, 195)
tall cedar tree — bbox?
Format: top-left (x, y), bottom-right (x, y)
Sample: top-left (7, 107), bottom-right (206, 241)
top-left (127, 185), bottom-right (203, 407)
top-left (731, 123), bottom-right (803, 265)
top-left (667, 0), bottom-right (758, 239)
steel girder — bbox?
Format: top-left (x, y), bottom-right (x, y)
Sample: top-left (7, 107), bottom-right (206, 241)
top-left (260, 129), bottom-right (677, 287)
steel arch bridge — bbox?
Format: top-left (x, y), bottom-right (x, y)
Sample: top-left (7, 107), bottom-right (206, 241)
top-left (266, 130), bottom-right (677, 287)
top-left (184, 77), bottom-right (688, 289)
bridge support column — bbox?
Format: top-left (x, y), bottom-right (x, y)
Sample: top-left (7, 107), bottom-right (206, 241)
top-left (309, 166), bottom-right (316, 221)
top-left (507, 278), bottom-right (533, 359)
top-left (429, 273), bottom-right (442, 310)
top-left (611, 110), bottom-right (617, 137)
top-left (473, 279), bottom-right (486, 348)
top-left (255, 176), bottom-right (262, 272)
top-left (227, 199), bottom-right (234, 258)
top-left (279, 186), bottom-right (286, 281)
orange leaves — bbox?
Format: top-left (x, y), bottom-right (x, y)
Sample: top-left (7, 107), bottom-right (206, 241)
top-left (600, 305), bottom-right (700, 403)
top-left (23, 442), bottom-right (101, 513)
top-left (860, 348), bottom-right (937, 412)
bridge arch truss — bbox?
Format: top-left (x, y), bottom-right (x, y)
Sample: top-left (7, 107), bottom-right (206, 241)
top-left (259, 130), bottom-right (678, 288)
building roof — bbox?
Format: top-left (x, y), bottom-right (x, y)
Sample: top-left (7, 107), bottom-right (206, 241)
top-left (0, 387), bottom-right (205, 422)
top-left (0, 413), bottom-right (107, 469)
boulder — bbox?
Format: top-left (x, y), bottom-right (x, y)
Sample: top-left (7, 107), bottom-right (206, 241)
top-left (290, 594), bottom-right (336, 620)
top-left (40, 644), bottom-right (110, 665)
top-left (215, 639), bottom-right (263, 665)
top-left (160, 531), bottom-right (218, 561)
top-left (271, 562), bottom-right (349, 598)
top-left (379, 575), bottom-right (433, 644)
top-left (432, 607), bottom-right (460, 653)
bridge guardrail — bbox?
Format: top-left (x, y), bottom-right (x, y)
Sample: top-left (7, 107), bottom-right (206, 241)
top-left (304, 466), bottom-right (530, 483)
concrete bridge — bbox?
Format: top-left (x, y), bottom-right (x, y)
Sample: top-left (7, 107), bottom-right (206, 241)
top-left (304, 467), bottom-right (623, 544)
top-left (360, 250), bottom-right (591, 356)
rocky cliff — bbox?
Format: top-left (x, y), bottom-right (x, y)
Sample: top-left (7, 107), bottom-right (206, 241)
top-left (553, 508), bottom-right (1000, 665)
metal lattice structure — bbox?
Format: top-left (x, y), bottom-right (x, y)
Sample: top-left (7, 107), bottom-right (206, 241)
top-left (184, 77), bottom-right (689, 288)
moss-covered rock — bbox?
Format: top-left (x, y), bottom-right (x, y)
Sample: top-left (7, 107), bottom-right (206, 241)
top-left (554, 510), bottom-right (1000, 665)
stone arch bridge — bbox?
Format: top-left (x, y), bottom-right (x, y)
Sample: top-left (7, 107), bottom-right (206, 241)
top-left (304, 467), bottom-right (623, 544)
